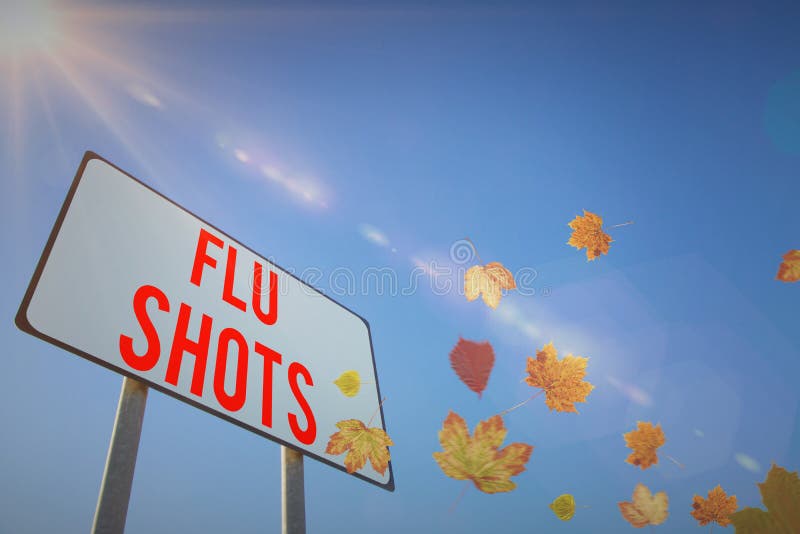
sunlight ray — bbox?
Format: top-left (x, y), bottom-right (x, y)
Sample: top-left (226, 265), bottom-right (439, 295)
top-left (56, 30), bottom-right (214, 121)
top-left (32, 61), bottom-right (68, 169)
top-left (44, 51), bottom-right (156, 180)
top-left (8, 56), bottom-right (26, 182)
top-left (61, 5), bottom-right (283, 26)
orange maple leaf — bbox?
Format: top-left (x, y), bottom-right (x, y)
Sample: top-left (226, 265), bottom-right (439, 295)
top-left (325, 419), bottom-right (393, 475)
top-left (691, 485), bottom-right (738, 527)
top-left (567, 210), bottom-right (613, 261)
top-left (618, 483), bottom-right (669, 527)
top-left (464, 261), bottom-right (516, 309)
top-left (776, 249), bottom-right (800, 282)
top-left (433, 411), bottom-right (533, 493)
top-left (524, 342), bottom-right (594, 413)
top-left (623, 421), bottom-right (665, 469)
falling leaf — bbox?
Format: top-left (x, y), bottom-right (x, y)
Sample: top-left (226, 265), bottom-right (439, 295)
top-left (432, 411), bottom-right (533, 494)
top-left (619, 483), bottom-right (669, 528)
top-left (691, 485), bottom-right (738, 527)
top-left (550, 494), bottom-right (576, 521)
top-left (334, 370), bottom-right (361, 397)
top-left (730, 464), bottom-right (800, 533)
top-left (449, 337), bottom-right (495, 398)
top-left (325, 419), bottom-right (393, 475)
top-left (776, 249), bottom-right (800, 282)
top-left (624, 422), bottom-right (666, 470)
top-left (464, 261), bottom-right (516, 309)
top-left (567, 210), bottom-right (613, 261)
top-left (525, 342), bottom-right (594, 413)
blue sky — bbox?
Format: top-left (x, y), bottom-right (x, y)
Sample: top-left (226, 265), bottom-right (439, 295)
top-left (1, 1), bottom-right (799, 532)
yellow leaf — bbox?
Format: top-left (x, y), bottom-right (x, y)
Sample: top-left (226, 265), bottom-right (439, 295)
top-left (464, 261), bottom-right (516, 309)
top-left (691, 485), bottom-right (738, 527)
top-left (550, 494), bottom-right (576, 521)
top-left (325, 419), bottom-right (393, 475)
top-left (730, 464), bottom-right (800, 533)
top-left (623, 421), bottom-right (666, 470)
top-left (433, 411), bottom-right (533, 494)
top-left (776, 249), bottom-right (800, 282)
top-left (618, 483), bottom-right (669, 527)
top-left (567, 210), bottom-right (613, 261)
top-left (525, 342), bottom-right (594, 413)
top-left (334, 370), bottom-right (361, 397)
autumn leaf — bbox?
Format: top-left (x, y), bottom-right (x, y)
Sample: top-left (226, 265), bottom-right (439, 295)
top-left (449, 337), bottom-right (495, 398)
top-left (623, 421), bottom-right (665, 470)
top-left (690, 485), bottom-right (737, 527)
top-left (432, 411), bottom-right (533, 494)
top-left (618, 483), bottom-right (669, 528)
top-left (550, 494), bottom-right (576, 521)
top-left (567, 210), bottom-right (613, 261)
top-left (524, 342), bottom-right (594, 413)
top-left (325, 419), bottom-right (393, 475)
top-left (730, 464), bottom-right (800, 534)
top-left (776, 250), bottom-right (800, 282)
top-left (464, 261), bottom-right (516, 309)
top-left (334, 370), bottom-right (361, 397)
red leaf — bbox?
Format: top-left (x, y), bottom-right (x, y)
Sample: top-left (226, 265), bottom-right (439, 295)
top-left (449, 337), bottom-right (495, 398)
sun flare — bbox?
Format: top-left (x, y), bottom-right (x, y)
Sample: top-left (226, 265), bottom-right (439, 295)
top-left (0, 0), bottom-right (62, 56)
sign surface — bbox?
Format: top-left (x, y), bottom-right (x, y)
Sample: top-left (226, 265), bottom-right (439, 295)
top-left (16, 152), bottom-right (393, 490)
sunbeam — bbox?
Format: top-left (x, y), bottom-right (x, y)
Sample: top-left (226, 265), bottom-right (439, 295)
top-left (0, 0), bottom-right (62, 57)
top-left (31, 61), bottom-right (68, 168)
top-left (44, 50), bottom-right (155, 177)
top-left (1, 0), bottom-right (336, 213)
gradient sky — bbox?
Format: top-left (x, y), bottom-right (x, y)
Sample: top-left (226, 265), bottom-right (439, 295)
top-left (1, 1), bottom-right (799, 533)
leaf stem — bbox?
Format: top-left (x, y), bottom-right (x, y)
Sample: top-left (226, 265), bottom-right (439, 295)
top-left (367, 397), bottom-right (387, 427)
top-left (463, 237), bottom-right (484, 265)
top-left (449, 482), bottom-right (469, 514)
top-left (497, 390), bottom-right (544, 417)
top-left (665, 454), bottom-right (685, 469)
top-left (609, 221), bottom-right (634, 229)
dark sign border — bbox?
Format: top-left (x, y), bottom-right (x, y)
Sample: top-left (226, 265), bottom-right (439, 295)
top-left (15, 151), bottom-right (395, 492)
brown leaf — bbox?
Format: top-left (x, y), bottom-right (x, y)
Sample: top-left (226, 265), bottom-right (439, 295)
top-left (449, 337), bottom-right (495, 398)
top-left (567, 210), bottom-right (613, 261)
top-left (623, 421), bottom-right (666, 470)
top-left (776, 249), bottom-right (800, 282)
top-left (691, 485), bottom-right (738, 527)
top-left (524, 342), bottom-right (594, 413)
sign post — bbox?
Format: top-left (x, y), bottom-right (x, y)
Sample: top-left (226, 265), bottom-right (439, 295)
top-left (92, 377), bottom-right (148, 534)
top-left (281, 446), bottom-right (306, 534)
top-left (16, 152), bottom-right (393, 532)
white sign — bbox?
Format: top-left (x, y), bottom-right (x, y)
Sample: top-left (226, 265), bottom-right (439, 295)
top-left (16, 152), bottom-right (393, 490)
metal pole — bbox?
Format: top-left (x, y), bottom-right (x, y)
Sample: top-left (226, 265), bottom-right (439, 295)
top-left (92, 377), bottom-right (148, 534)
top-left (281, 446), bottom-right (306, 534)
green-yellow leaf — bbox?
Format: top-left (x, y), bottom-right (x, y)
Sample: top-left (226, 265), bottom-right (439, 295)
top-left (325, 419), bottom-right (393, 474)
top-left (550, 494), bottom-right (576, 521)
top-left (334, 370), bottom-right (361, 397)
top-left (730, 464), bottom-right (800, 534)
top-left (432, 411), bottom-right (533, 494)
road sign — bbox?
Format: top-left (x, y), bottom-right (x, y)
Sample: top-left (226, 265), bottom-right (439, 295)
top-left (16, 152), bottom-right (393, 491)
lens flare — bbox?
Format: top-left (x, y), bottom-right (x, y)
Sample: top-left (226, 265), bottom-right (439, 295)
top-left (0, 0), bottom-right (61, 56)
